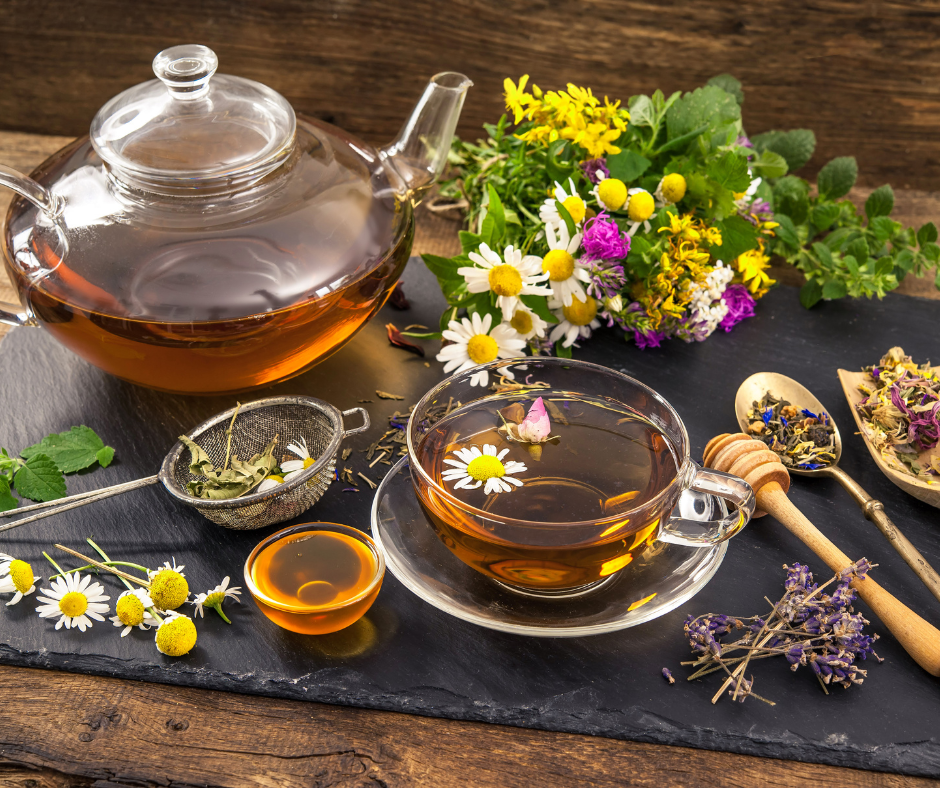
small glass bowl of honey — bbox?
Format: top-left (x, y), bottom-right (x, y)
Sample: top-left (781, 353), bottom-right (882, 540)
top-left (244, 522), bottom-right (385, 635)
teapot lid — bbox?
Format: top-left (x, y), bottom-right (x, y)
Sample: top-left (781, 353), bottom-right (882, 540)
top-left (90, 45), bottom-right (296, 194)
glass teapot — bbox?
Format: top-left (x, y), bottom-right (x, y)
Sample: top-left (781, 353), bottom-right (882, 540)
top-left (0, 45), bottom-right (471, 394)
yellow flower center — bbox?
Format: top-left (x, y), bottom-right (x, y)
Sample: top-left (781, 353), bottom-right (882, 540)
top-left (156, 616), bottom-right (198, 657)
top-left (487, 264), bottom-right (523, 297)
top-left (597, 178), bottom-right (627, 210)
top-left (561, 195), bottom-right (586, 225)
top-left (661, 173), bottom-right (687, 203)
top-left (627, 191), bottom-right (655, 222)
top-left (150, 570), bottom-right (190, 611)
top-left (9, 560), bottom-right (34, 594)
top-left (466, 455), bottom-right (506, 481)
top-left (302, 457), bottom-right (315, 469)
top-left (563, 296), bottom-right (599, 326)
top-left (466, 334), bottom-right (499, 365)
top-left (59, 591), bottom-right (88, 618)
top-left (116, 594), bottom-right (145, 627)
top-left (267, 474), bottom-right (284, 484)
top-left (205, 590), bottom-right (226, 607)
top-left (510, 309), bottom-right (533, 335)
top-left (542, 250), bottom-right (575, 281)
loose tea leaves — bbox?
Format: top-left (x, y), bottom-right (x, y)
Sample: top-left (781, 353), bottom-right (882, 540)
top-left (747, 391), bottom-right (836, 470)
top-left (856, 347), bottom-right (940, 478)
top-left (180, 436), bottom-right (279, 500)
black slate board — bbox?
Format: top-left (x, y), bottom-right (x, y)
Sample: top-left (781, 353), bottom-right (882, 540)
top-left (2, 261), bottom-right (939, 778)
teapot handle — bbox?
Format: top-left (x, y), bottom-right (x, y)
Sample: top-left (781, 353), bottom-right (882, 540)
top-left (0, 165), bottom-right (60, 327)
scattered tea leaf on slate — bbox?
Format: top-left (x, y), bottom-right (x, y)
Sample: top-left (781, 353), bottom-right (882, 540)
top-left (13, 453), bottom-right (67, 502)
top-left (0, 478), bottom-right (17, 512)
top-left (20, 425), bottom-right (116, 473)
top-left (376, 390), bottom-right (405, 400)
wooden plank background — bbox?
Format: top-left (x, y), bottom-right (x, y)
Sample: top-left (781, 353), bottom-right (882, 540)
top-left (1, 0), bottom-right (940, 189)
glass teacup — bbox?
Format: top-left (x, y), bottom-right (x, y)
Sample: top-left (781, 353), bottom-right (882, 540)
top-left (407, 358), bottom-right (755, 598)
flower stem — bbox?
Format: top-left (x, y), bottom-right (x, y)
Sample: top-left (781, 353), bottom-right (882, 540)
top-left (86, 538), bottom-right (134, 593)
top-left (47, 561), bottom-right (150, 582)
top-left (210, 603), bottom-right (232, 625)
top-left (42, 551), bottom-right (67, 577)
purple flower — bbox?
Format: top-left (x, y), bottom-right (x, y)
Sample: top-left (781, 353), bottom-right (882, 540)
top-left (718, 284), bottom-right (756, 332)
top-left (634, 328), bottom-right (666, 349)
top-left (662, 667), bottom-right (675, 684)
top-left (736, 135), bottom-right (753, 149)
top-left (580, 158), bottom-right (610, 185)
top-left (582, 212), bottom-right (631, 262)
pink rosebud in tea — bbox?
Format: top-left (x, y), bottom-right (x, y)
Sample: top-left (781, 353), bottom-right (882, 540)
top-left (517, 397), bottom-right (551, 443)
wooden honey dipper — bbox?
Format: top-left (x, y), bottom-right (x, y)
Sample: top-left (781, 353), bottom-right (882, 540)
top-left (705, 432), bottom-right (940, 677)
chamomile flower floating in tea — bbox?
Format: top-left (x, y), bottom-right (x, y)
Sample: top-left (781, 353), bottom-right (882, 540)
top-left (110, 588), bottom-right (156, 637)
top-left (437, 312), bottom-right (526, 388)
top-left (35, 571), bottom-right (110, 632)
top-left (542, 221), bottom-right (591, 306)
top-left (0, 553), bottom-right (38, 605)
top-left (192, 576), bottom-right (242, 624)
top-left (148, 559), bottom-right (190, 611)
top-left (458, 243), bottom-right (551, 322)
top-left (441, 445), bottom-right (528, 495)
top-left (549, 296), bottom-right (602, 348)
top-left (155, 611), bottom-right (198, 657)
top-left (539, 177), bottom-right (587, 228)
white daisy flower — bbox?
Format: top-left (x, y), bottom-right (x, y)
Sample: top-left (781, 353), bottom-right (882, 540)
top-left (539, 177), bottom-right (587, 229)
top-left (542, 221), bottom-right (591, 306)
top-left (0, 553), bottom-right (38, 606)
top-left (256, 475), bottom-right (284, 492)
top-left (110, 588), bottom-right (156, 637)
top-left (457, 243), bottom-right (551, 322)
top-left (442, 444), bottom-right (528, 495)
top-left (436, 312), bottom-right (526, 388)
top-left (549, 295), bottom-right (602, 348)
top-left (148, 557), bottom-right (185, 579)
top-left (625, 188), bottom-right (655, 236)
top-left (506, 304), bottom-right (549, 340)
top-left (192, 576), bottom-right (242, 624)
top-left (734, 174), bottom-right (763, 212)
top-left (35, 571), bottom-right (110, 632)
top-left (281, 438), bottom-right (316, 480)
top-left (590, 172), bottom-right (628, 212)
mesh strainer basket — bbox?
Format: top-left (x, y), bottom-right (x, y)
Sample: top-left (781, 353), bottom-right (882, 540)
top-left (160, 396), bottom-right (370, 530)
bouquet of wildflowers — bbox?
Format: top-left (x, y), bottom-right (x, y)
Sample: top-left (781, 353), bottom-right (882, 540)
top-left (419, 74), bottom-right (939, 379)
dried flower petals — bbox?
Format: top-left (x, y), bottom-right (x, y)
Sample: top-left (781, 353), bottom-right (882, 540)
top-left (747, 391), bottom-right (836, 470)
top-left (386, 323), bottom-right (425, 357)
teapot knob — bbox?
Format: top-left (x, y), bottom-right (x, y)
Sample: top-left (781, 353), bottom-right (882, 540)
top-left (153, 44), bottom-right (218, 101)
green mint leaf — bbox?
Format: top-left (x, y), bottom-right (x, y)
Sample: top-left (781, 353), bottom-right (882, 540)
top-left (751, 129), bottom-right (816, 173)
top-left (439, 306), bottom-right (458, 333)
top-left (772, 214), bottom-right (801, 251)
top-left (706, 74), bottom-right (744, 105)
top-left (665, 85), bottom-right (740, 141)
top-left (0, 477), bottom-right (17, 512)
top-left (708, 151), bottom-right (751, 192)
top-left (714, 215), bottom-right (760, 260)
top-left (485, 184), bottom-right (506, 241)
top-left (421, 253), bottom-right (462, 281)
top-left (817, 156), bottom-right (858, 200)
top-left (800, 279), bottom-right (824, 309)
top-left (935, 267), bottom-right (940, 290)
top-left (811, 203), bottom-right (840, 232)
top-left (864, 185), bottom-right (894, 220)
top-left (812, 242), bottom-right (834, 269)
top-left (822, 279), bottom-right (848, 300)
top-left (772, 176), bottom-right (810, 225)
top-left (554, 200), bottom-right (577, 239)
top-left (749, 149), bottom-right (788, 180)
top-left (656, 124), bottom-right (710, 156)
top-left (847, 237), bottom-right (869, 266)
top-left (519, 294), bottom-right (558, 323)
top-left (606, 149), bottom-right (651, 182)
top-left (458, 231), bottom-right (481, 255)
top-left (875, 257), bottom-right (895, 277)
top-left (627, 94), bottom-right (656, 129)
top-left (480, 212), bottom-right (496, 247)
top-left (917, 222), bottom-right (938, 247)
top-left (96, 446), bottom-right (115, 468)
top-left (13, 453), bottom-right (66, 503)
top-left (555, 342), bottom-right (573, 359)
top-left (922, 242), bottom-right (940, 264)
top-left (869, 216), bottom-right (901, 246)
top-left (894, 249), bottom-right (915, 275)
top-left (20, 425), bottom-right (114, 474)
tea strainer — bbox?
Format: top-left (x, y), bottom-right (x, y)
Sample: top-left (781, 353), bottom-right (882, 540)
top-left (0, 396), bottom-right (369, 533)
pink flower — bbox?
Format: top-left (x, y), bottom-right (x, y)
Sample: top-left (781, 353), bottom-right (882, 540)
top-left (718, 284), bottom-right (756, 332)
top-left (517, 397), bottom-right (552, 442)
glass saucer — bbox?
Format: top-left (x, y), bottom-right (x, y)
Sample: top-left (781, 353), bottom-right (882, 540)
top-left (371, 456), bottom-right (729, 637)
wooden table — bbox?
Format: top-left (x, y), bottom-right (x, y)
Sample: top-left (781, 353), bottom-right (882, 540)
top-left (0, 131), bottom-right (938, 787)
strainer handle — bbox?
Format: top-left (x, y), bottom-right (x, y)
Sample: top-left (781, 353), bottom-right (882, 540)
top-left (0, 475), bottom-right (160, 533)
top-left (342, 407), bottom-right (371, 437)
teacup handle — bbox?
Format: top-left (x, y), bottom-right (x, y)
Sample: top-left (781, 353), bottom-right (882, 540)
top-left (659, 465), bottom-right (755, 547)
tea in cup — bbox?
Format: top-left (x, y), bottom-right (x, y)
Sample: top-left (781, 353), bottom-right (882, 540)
top-left (408, 359), bottom-right (754, 597)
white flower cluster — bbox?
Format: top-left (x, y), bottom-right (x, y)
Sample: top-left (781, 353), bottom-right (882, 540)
top-left (684, 261), bottom-right (735, 340)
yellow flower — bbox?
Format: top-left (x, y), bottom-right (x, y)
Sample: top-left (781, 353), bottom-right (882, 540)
top-left (736, 245), bottom-right (776, 298)
top-left (155, 612), bottom-right (198, 657)
top-left (504, 75), bottom-right (532, 125)
top-left (627, 191), bottom-right (655, 223)
top-left (658, 173), bottom-right (687, 204)
top-left (659, 212), bottom-right (699, 242)
top-left (596, 178), bottom-right (628, 211)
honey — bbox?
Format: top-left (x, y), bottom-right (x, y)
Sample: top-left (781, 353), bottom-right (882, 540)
top-left (247, 525), bottom-right (383, 635)
top-left (413, 392), bottom-right (680, 591)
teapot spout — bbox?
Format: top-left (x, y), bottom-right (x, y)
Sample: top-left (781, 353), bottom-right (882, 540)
top-left (380, 72), bottom-right (472, 197)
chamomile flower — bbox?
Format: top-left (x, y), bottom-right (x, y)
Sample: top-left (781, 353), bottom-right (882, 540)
top-left (257, 474), bottom-right (284, 492)
top-left (539, 178), bottom-right (587, 228)
top-left (192, 576), bottom-right (242, 624)
top-left (625, 188), bottom-right (655, 236)
top-left (590, 172), bottom-right (628, 211)
top-left (654, 173), bottom-right (687, 207)
top-left (542, 221), bottom-right (591, 306)
top-left (442, 444), bottom-right (528, 495)
top-left (437, 312), bottom-right (526, 388)
top-left (155, 610), bottom-right (198, 657)
top-left (281, 437), bottom-right (317, 480)
top-left (458, 243), bottom-right (551, 322)
top-left (549, 295), bottom-right (602, 348)
top-left (734, 175), bottom-right (763, 212)
top-left (35, 571), bottom-right (110, 632)
top-left (148, 558), bottom-right (189, 611)
top-left (110, 588), bottom-right (156, 636)
top-left (0, 553), bottom-right (38, 606)
top-left (507, 305), bottom-right (549, 340)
